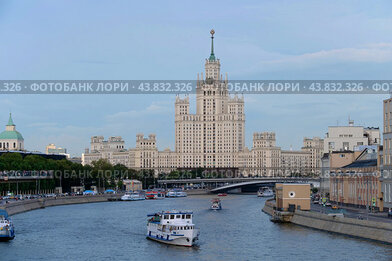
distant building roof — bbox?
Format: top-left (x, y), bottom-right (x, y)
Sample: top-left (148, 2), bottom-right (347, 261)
top-left (331, 150), bottom-right (354, 154)
top-left (342, 159), bottom-right (377, 168)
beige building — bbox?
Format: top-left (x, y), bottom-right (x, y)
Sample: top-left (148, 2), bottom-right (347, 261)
top-left (324, 120), bottom-right (380, 154)
top-left (320, 148), bottom-right (372, 196)
top-left (281, 150), bottom-right (311, 176)
top-left (276, 183), bottom-right (311, 211)
top-left (82, 136), bottom-right (129, 167)
top-left (329, 148), bottom-right (383, 211)
top-left (301, 137), bottom-right (324, 174)
top-left (238, 132), bottom-right (281, 176)
top-left (320, 120), bottom-right (380, 196)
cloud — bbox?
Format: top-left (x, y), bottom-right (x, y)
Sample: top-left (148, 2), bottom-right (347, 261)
top-left (0, 99), bottom-right (16, 107)
top-left (223, 41), bottom-right (392, 77)
top-left (74, 60), bottom-right (120, 65)
top-left (27, 122), bottom-right (58, 128)
top-left (105, 101), bottom-right (171, 121)
top-left (247, 43), bottom-right (392, 74)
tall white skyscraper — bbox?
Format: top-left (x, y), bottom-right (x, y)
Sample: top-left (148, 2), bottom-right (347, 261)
top-left (175, 29), bottom-right (245, 168)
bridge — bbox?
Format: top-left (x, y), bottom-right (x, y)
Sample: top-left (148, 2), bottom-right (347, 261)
top-left (158, 177), bottom-right (319, 193)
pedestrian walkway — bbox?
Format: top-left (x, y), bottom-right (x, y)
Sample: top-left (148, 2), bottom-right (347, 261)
top-left (311, 203), bottom-right (392, 223)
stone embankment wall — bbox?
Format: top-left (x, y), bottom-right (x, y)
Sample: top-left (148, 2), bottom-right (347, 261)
top-left (262, 199), bottom-right (392, 244)
top-left (1, 195), bottom-right (121, 216)
top-left (262, 199), bottom-right (274, 216)
top-left (291, 210), bottom-right (392, 244)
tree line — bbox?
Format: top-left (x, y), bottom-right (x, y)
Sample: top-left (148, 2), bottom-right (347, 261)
top-left (0, 153), bottom-right (157, 193)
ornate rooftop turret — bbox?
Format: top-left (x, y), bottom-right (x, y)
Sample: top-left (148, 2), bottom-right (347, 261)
top-left (7, 113), bottom-right (15, 127)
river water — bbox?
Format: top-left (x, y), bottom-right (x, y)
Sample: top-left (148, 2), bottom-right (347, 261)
top-left (1, 195), bottom-right (391, 261)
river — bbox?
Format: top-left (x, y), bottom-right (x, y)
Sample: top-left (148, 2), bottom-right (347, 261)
top-left (1, 194), bottom-right (391, 260)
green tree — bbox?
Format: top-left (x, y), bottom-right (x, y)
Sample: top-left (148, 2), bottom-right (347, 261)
top-left (0, 153), bottom-right (23, 170)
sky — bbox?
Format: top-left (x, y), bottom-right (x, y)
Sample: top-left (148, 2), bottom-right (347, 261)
top-left (0, 0), bottom-right (391, 156)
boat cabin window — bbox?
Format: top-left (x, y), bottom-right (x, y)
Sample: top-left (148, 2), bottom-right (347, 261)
top-left (170, 215), bottom-right (174, 219)
top-left (164, 215), bottom-right (169, 219)
top-left (182, 214), bottom-right (185, 219)
top-left (176, 215), bottom-right (181, 218)
top-left (186, 214), bottom-right (191, 219)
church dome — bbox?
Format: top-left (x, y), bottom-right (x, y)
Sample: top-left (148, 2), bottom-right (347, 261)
top-left (0, 130), bottom-right (24, 140)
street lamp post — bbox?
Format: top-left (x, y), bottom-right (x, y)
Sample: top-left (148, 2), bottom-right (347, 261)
top-left (366, 175), bottom-right (369, 220)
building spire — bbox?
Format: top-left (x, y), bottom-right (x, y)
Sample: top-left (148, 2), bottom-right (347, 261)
top-left (209, 29), bottom-right (216, 61)
top-left (7, 113), bottom-right (15, 126)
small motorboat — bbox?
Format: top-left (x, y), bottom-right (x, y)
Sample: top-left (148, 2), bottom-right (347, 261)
top-left (175, 191), bottom-right (187, 197)
top-left (210, 198), bottom-right (222, 210)
top-left (217, 193), bottom-right (227, 197)
top-left (166, 189), bottom-right (188, 198)
top-left (0, 210), bottom-right (14, 241)
top-left (146, 210), bottom-right (200, 247)
top-left (166, 190), bottom-right (177, 198)
top-left (257, 187), bottom-right (274, 197)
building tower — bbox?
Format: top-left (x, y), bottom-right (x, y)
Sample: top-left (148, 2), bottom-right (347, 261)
top-left (0, 113), bottom-right (24, 151)
top-left (175, 30), bottom-right (245, 169)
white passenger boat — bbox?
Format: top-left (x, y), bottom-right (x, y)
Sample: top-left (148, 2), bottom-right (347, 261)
top-left (121, 191), bottom-right (145, 201)
top-left (175, 191), bottom-right (187, 197)
top-left (166, 190), bottom-right (177, 197)
top-left (257, 187), bottom-right (274, 197)
top-left (0, 210), bottom-right (14, 241)
top-left (166, 189), bottom-right (187, 198)
top-left (146, 211), bottom-right (200, 247)
top-left (210, 198), bottom-right (222, 210)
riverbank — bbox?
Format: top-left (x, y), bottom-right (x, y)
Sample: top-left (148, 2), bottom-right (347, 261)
top-left (0, 191), bottom-right (210, 216)
top-left (1, 194), bottom-right (122, 216)
top-left (262, 200), bottom-right (392, 244)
